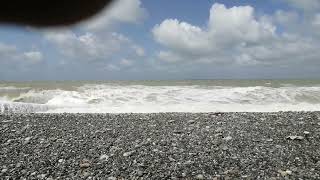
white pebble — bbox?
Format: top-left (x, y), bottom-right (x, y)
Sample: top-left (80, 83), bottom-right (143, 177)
top-left (196, 174), bottom-right (204, 179)
top-left (223, 136), bottom-right (232, 141)
top-left (303, 131), bottom-right (310, 135)
top-left (123, 150), bottom-right (135, 157)
top-left (99, 154), bottom-right (109, 161)
top-left (287, 136), bottom-right (304, 140)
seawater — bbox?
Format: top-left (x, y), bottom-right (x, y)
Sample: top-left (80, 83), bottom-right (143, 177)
top-left (1, 80), bottom-right (320, 113)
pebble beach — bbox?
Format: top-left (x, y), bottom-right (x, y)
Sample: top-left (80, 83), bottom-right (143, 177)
top-left (1, 112), bottom-right (320, 179)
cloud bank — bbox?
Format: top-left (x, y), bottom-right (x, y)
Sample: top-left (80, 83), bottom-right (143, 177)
top-left (152, 3), bottom-right (320, 68)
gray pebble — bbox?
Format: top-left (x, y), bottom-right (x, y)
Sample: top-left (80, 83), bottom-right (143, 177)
top-left (1, 168), bottom-right (8, 173)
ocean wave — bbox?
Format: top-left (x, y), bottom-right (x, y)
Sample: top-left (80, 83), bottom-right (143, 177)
top-left (0, 101), bottom-right (51, 113)
top-left (1, 84), bottom-right (320, 113)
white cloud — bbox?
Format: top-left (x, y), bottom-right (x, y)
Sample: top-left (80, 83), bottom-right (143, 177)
top-left (208, 4), bottom-right (276, 43)
top-left (83, 0), bottom-right (146, 31)
top-left (272, 6), bottom-right (320, 37)
top-left (120, 58), bottom-right (133, 66)
top-left (274, 10), bottom-right (299, 25)
top-left (0, 43), bottom-right (43, 64)
top-left (153, 4), bottom-right (276, 54)
top-left (133, 46), bottom-right (145, 56)
top-left (152, 3), bottom-right (277, 64)
top-left (45, 30), bottom-right (130, 62)
top-left (23, 51), bottom-right (43, 63)
top-left (152, 3), bottom-right (320, 67)
top-left (312, 13), bottom-right (320, 27)
top-left (104, 64), bottom-right (120, 71)
top-left (157, 51), bottom-right (183, 63)
top-left (235, 35), bottom-right (320, 65)
top-left (153, 19), bottom-right (210, 54)
top-left (43, 0), bottom-right (147, 68)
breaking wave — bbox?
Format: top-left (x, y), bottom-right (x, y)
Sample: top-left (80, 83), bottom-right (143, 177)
top-left (1, 83), bottom-right (320, 113)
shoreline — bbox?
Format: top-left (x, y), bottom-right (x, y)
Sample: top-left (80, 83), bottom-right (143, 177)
top-left (1, 112), bottom-right (320, 179)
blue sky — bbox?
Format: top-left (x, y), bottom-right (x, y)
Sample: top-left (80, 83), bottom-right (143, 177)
top-left (0, 0), bottom-right (320, 80)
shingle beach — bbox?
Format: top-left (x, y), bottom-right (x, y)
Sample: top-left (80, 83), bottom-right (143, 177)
top-left (1, 112), bottom-right (320, 179)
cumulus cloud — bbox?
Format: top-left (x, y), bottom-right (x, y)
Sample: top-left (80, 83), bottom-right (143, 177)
top-left (83, 0), bottom-right (146, 31)
top-left (153, 4), bottom-right (276, 54)
top-left (23, 51), bottom-right (43, 64)
top-left (208, 4), bottom-right (276, 43)
top-left (152, 3), bottom-right (320, 67)
top-left (153, 19), bottom-right (211, 55)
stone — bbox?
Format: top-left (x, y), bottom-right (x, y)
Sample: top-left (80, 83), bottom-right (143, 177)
top-left (195, 174), bottom-right (204, 179)
top-left (82, 171), bottom-right (90, 178)
top-left (286, 170), bottom-right (293, 175)
top-left (16, 162), bottom-right (22, 168)
top-left (287, 136), bottom-right (304, 140)
top-left (223, 136), bottom-right (232, 141)
top-left (1, 168), bottom-right (8, 173)
top-left (215, 127), bottom-right (223, 133)
top-left (108, 177), bottom-right (117, 180)
top-left (23, 137), bottom-right (32, 145)
top-left (278, 170), bottom-right (292, 177)
top-left (123, 150), bottom-right (135, 157)
top-left (99, 154), bottom-right (109, 161)
top-left (80, 159), bottom-right (91, 169)
top-left (37, 174), bottom-right (46, 179)
top-left (137, 170), bottom-right (143, 176)
top-left (168, 156), bottom-right (176, 162)
top-left (222, 146), bottom-right (229, 151)
top-left (181, 173), bottom-right (186, 177)
top-left (188, 120), bottom-right (196, 124)
top-left (173, 130), bottom-right (183, 134)
top-left (19, 125), bottom-right (29, 134)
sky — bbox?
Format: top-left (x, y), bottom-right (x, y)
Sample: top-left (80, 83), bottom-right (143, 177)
top-left (0, 0), bottom-right (320, 80)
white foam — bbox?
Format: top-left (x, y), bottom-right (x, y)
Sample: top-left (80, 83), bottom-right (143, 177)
top-left (0, 86), bottom-right (30, 91)
top-left (0, 100), bottom-right (51, 113)
top-left (1, 84), bottom-right (320, 113)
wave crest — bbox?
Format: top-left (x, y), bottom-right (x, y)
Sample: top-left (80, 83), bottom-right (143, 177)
top-left (1, 84), bottom-right (320, 113)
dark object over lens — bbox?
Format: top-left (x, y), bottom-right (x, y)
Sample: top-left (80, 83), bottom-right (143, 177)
top-left (0, 0), bottom-right (114, 27)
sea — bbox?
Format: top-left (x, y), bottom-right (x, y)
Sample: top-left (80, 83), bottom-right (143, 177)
top-left (0, 80), bottom-right (320, 113)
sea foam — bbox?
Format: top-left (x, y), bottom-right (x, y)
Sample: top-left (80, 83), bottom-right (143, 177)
top-left (1, 83), bottom-right (320, 113)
